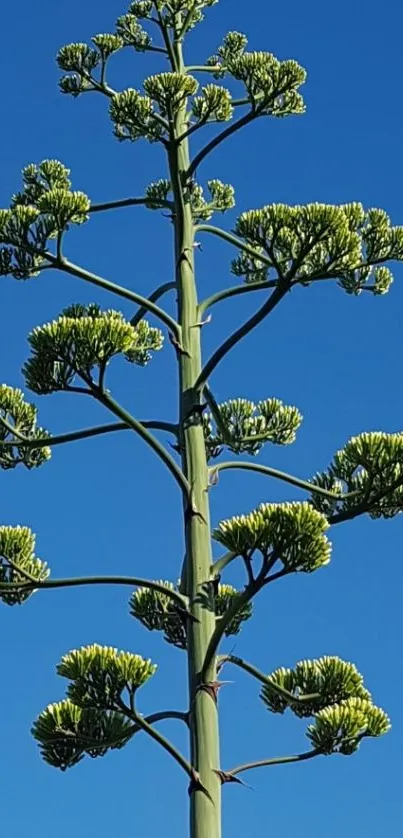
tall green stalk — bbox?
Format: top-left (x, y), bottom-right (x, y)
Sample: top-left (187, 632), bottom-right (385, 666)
top-left (1, 4), bottom-right (401, 837)
top-left (169, 33), bottom-right (222, 838)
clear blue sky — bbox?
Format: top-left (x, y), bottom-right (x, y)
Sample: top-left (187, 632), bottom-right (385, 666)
top-left (1, 1), bottom-right (402, 836)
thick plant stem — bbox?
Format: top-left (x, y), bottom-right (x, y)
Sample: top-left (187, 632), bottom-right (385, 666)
top-left (169, 36), bottom-right (221, 838)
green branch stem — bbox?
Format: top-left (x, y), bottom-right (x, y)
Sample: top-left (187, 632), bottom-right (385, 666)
top-left (224, 749), bottom-right (322, 778)
top-left (209, 461), bottom-right (346, 501)
top-left (0, 420), bottom-right (178, 451)
top-left (198, 280), bottom-right (277, 317)
top-left (210, 551), bottom-right (237, 577)
top-left (187, 111), bottom-right (258, 179)
top-left (0, 414), bottom-right (28, 442)
top-left (89, 197), bottom-right (174, 214)
top-left (51, 256), bottom-right (181, 338)
top-left (200, 578), bottom-right (262, 682)
top-left (124, 700), bottom-right (195, 782)
top-left (217, 654), bottom-right (320, 706)
top-left (95, 390), bottom-right (190, 499)
top-left (195, 223), bottom-right (273, 269)
top-left (0, 574), bottom-right (189, 611)
top-left (130, 281), bottom-right (176, 328)
top-left (195, 283), bottom-right (289, 389)
top-left (202, 384), bottom-right (233, 447)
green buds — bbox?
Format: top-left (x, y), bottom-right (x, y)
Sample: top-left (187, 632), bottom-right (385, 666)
top-left (190, 179), bottom-right (235, 222)
top-left (57, 644), bottom-right (157, 709)
top-left (92, 34), bottom-right (124, 59)
top-left (23, 305), bottom-right (163, 394)
top-left (32, 645), bottom-right (157, 769)
top-left (144, 73), bottom-right (199, 117)
top-left (57, 42), bottom-right (100, 75)
top-left (307, 698), bottom-right (390, 755)
top-left (261, 656), bottom-right (372, 717)
top-left (109, 89), bottom-right (163, 142)
top-left (207, 33), bottom-right (306, 114)
top-left (192, 85), bottom-right (233, 123)
top-left (260, 656), bottom-right (390, 757)
top-left (213, 502), bottom-right (331, 573)
top-left (0, 160), bottom-right (90, 279)
top-left (310, 431), bottom-right (403, 519)
top-left (0, 385), bottom-right (51, 469)
top-left (32, 700), bottom-right (135, 770)
top-left (232, 202), bottom-right (403, 290)
top-left (130, 580), bottom-right (188, 649)
top-left (130, 580), bottom-right (252, 648)
top-left (0, 526), bottom-right (50, 605)
top-left (115, 16), bottom-right (151, 51)
top-left (203, 397), bottom-right (302, 457)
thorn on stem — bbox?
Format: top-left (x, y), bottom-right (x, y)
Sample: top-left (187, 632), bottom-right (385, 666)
top-left (213, 770), bottom-right (250, 789)
top-left (188, 770), bottom-right (215, 804)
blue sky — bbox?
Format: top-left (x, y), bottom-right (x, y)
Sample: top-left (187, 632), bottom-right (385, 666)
top-left (1, 1), bottom-right (402, 836)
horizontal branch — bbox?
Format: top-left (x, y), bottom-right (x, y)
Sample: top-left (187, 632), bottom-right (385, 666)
top-left (0, 420), bottom-right (179, 451)
top-left (218, 654), bottom-right (320, 706)
top-left (89, 197), bottom-right (174, 214)
top-left (54, 256), bottom-right (181, 339)
top-left (224, 748), bottom-right (322, 778)
top-left (209, 461), bottom-right (346, 501)
top-left (195, 223), bottom-right (273, 270)
top-left (198, 280), bottom-right (276, 318)
top-left (0, 574), bottom-right (189, 611)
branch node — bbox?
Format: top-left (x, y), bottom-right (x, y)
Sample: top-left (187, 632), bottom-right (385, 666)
top-left (197, 680), bottom-right (228, 704)
top-left (169, 331), bottom-right (191, 357)
top-left (188, 770), bottom-right (215, 803)
top-left (213, 770), bottom-right (249, 788)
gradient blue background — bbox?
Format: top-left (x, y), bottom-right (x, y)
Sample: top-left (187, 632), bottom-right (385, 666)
top-left (1, 2), bottom-right (402, 836)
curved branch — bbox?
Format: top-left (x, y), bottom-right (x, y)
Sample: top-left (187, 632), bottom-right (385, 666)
top-left (96, 390), bottom-right (190, 500)
top-left (195, 284), bottom-right (289, 390)
top-left (195, 223), bottom-right (274, 269)
top-left (89, 197), bottom-right (174, 214)
top-left (224, 748), bottom-right (322, 778)
top-left (53, 256), bottom-right (181, 339)
top-left (187, 110), bottom-right (257, 179)
top-left (0, 574), bottom-right (189, 611)
top-left (217, 654), bottom-right (320, 706)
top-left (198, 280), bottom-right (276, 318)
top-left (1, 421), bottom-right (178, 451)
top-left (0, 414), bottom-right (27, 442)
top-left (210, 551), bottom-right (237, 577)
top-left (130, 281), bottom-right (176, 328)
top-left (201, 579), bottom-right (261, 681)
top-left (123, 699), bottom-right (195, 781)
top-left (209, 461), bottom-right (346, 501)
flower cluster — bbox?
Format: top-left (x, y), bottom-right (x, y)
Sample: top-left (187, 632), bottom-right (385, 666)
top-left (0, 160), bottom-right (90, 279)
top-left (207, 32), bottom-right (306, 116)
top-left (32, 645), bottom-right (157, 770)
top-left (130, 580), bottom-right (252, 648)
top-left (310, 432), bottom-right (403, 519)
top-left (0, 385), bottom-right (51, 470)
top-left (203, 397), bottom-right (302, 458)
top-left (213, 502), bottom-right (331, 574)
top-left (261, 655), bottom-right (390, 756)
top-left (23, 304), bottom-right (163, 394)
top-left (0, 526), bottom-right (50, 606)
top-left (232, 202), bottom-right (403, 291)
